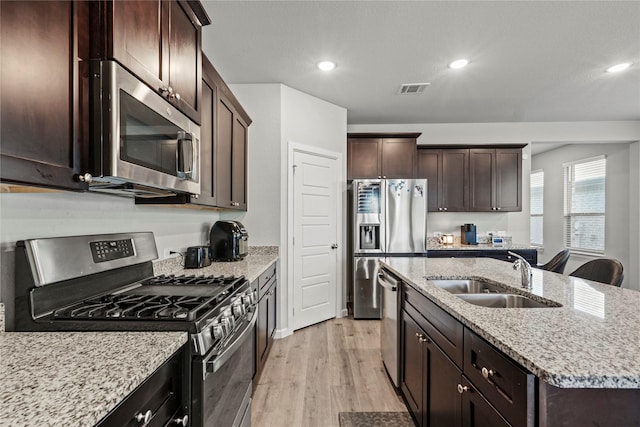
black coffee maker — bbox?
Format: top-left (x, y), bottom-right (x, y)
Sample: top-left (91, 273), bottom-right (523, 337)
top-left (461, 224), bottom-right (478, 245)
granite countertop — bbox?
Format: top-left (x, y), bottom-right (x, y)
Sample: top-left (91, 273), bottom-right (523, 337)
top-left (427, 241), bottom-right (535, 251)
top-left (0, 330), bottom-right (187, 426)
top-left (153, 246), bottom-right (279, 282)
top-left (381, 257), bottom-right (640, 389)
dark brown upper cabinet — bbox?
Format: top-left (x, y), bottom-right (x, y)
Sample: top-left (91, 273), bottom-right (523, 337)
top-left (347, 133), bottom-right (421, 179)
top-left (92, 0), bottom-right (210, 123)
top-left (418, 148), bottom-right (469, 212)
top-left (1, 1), bottom-right (89, 191)
top-left (469, 148), bottom-right (522, 212)
top-left (213, 63), bottom-right (251, 211)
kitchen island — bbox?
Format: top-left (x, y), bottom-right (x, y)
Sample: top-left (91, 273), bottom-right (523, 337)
top-left (382, 257), bottom-right (640, 426)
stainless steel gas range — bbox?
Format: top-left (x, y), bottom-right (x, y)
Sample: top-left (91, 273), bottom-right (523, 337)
top-left (12, 232), bottom-right (255, 427)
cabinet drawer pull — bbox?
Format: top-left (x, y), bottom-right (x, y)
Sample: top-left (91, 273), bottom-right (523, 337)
top-left (173, 414), bottom-right (189, 426)
top-left (457, 384), bottom-right (470, 394)
top-left (135, 409), bottom-right (152, 424)
top-left (481, 367), bottom-right (496, 379)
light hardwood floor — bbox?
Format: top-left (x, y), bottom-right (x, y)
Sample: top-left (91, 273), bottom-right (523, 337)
top-left (251, 317), bottom-right (408, 427)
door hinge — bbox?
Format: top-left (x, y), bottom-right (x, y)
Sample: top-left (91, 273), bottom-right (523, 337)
top-left (293, 164), bottom-right (298, 174)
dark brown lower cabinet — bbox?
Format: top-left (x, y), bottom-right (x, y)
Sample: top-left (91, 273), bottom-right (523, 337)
top-left (402, 303), bottom-right (461, 427)
top-left (254, 264), bottom-right (277, 388)
top-left (461, 377), bottom-right (510, 427)
top-left (401, 283), bottom-right (535, 427)
top-left (95, 347), bottom-right (187, 427)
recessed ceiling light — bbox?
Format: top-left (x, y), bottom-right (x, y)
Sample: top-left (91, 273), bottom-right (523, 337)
top-left (606, 62), bottom-right (632, 73)
top-left (449, 59), bottom-right (469, 69)
top-left (317, 61), bottom-right (336, 71)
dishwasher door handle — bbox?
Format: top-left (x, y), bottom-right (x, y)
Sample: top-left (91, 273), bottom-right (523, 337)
top-left (377, 272), bottom-right (398, 292)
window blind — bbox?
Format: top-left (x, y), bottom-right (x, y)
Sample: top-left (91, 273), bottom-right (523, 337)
top-left (530, 170), bottom-right (544, 246)
top-left (563, 156), bottom-right (606, 254)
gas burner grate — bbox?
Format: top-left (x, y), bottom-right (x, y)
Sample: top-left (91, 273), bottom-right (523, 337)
top-left (53, 294), bottom-right (218, 321)
top-left (141, 274), bottom-right (244, 287)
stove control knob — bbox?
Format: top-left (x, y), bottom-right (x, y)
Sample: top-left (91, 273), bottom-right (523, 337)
top-left (221, 315), bottom-right (235, 333)
top-left (242, 294), bottom-right (252, 306)
top-left (232, 300), bottom-right (245, 316)
top-left (212, 323), bottom-right (224, 340)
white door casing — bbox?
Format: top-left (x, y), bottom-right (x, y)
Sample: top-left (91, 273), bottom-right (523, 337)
top-left (290, 143), bottom-right (341, 331)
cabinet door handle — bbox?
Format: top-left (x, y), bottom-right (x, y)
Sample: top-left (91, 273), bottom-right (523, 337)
top-left (457, 384), bottom-right (470, 394)
top-left (481, 367), bottom-right (496, 379)
top-left (415, 332), bottom-right (429, 343)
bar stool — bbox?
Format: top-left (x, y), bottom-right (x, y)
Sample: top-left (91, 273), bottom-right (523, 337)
top-left (536, 249), bottom-right (570, 274)
top-left (568, 258), bottom-right (624, 286)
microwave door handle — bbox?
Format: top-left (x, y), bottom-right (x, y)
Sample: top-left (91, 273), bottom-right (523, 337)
top-left (177, 132), bottom-right (194, 179)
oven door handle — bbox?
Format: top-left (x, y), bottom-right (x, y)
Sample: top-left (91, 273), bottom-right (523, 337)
top-left (205, 309), bottom-right (258, 376)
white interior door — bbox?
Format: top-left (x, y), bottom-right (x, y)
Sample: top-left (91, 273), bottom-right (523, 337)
top-left (292, 150), bottom-right (338, 330)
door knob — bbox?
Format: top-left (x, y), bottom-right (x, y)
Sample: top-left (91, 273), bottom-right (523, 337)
top-left (331, 244), bottom-right (338, 249)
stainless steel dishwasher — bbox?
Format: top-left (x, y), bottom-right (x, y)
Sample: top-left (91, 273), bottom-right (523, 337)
top-left (378, 267), bottom-right (401, 387)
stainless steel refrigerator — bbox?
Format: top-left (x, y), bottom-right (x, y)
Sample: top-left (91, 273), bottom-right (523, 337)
top-left (351, 178), bottom-right (427, 319)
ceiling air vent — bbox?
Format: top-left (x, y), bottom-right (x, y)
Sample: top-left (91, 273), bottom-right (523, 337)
top-left (398, 83), bottom-right (430, 95)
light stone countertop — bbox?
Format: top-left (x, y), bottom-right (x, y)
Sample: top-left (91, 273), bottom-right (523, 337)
top-left (153, 246), bottom-right (279, 282)
top-left (0, 330), bottom-right (187, 426)
top-left (381, 257), bottom-right (640, 389)
top-left (427, 242), bottom-right (535, 251)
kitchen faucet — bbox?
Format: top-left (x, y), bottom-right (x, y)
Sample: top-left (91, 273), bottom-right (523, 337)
top-left (508, 251), bottom-right (532, 289)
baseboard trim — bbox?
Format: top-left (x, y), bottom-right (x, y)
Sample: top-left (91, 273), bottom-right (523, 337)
top-left (274, 328), bottom-right (292, 339)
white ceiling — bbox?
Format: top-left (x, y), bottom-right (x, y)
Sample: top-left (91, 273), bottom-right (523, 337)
top-left (200, 1), bottom-right (640, 125)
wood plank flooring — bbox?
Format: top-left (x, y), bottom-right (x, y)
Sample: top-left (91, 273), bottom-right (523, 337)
top-left (251, 318), bottom-right (408, 427)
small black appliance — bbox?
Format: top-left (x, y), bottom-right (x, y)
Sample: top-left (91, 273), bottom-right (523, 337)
top-left (185, 246), bottom-right (212, 268)
top-left (461, 224), bottom-right (478, 245)
top-left (209, 220), bottom-right (249, 261)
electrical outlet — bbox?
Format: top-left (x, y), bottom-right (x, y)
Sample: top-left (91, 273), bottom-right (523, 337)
top-left (163, 248), bottom-right (171, 258)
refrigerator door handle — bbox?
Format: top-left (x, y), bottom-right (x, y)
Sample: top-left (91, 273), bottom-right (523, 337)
top-left (377, 272), bottom-right (398, 292)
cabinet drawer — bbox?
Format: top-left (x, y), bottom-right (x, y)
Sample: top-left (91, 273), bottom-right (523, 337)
top-left (258, 263), bottom-right (277, 298)
top-left (96, 347), bottom-right (186, 427)
top-left (464, 329), bottom-right (535, 427)
top-left (403, 283), bottom-right (463, 367)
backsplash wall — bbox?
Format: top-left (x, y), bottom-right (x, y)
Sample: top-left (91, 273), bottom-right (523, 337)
top-left (0, 190), bottom-right (221, 325)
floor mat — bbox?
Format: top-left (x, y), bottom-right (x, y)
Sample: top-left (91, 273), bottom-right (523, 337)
top-left (338, 412), bottom-right (415, 427)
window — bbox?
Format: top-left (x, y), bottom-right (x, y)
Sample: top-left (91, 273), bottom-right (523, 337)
top-left (530, 170), bottom-right (544, 246)
top-left (563, 156), bottom-right (606, 254)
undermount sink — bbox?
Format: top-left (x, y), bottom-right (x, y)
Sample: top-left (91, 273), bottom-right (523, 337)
top-left (430, 278), bottom-right (509, 294)
top-left (429, 278), bottom-right (561, 308)
top-left (456, 293), bottom-right (560, 309)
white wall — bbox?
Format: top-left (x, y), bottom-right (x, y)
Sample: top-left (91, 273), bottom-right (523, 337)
top-left (532, 143), bottom-right (637, 289)
top-left (222, 83), bottom-right (282, 246)
top-left (227, 83), bottom-right (348, 337)
top-left (631, 142), bottom-right (640, 292)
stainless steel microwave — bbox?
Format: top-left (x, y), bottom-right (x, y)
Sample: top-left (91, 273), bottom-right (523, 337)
top-left (88, 60), bottom-right (200, 197)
